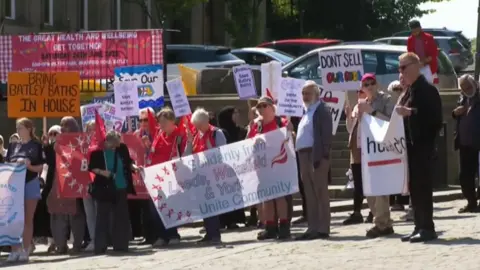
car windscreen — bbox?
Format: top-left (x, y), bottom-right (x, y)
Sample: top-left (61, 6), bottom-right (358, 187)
top-left (267, 51), bottom-right (295, 63)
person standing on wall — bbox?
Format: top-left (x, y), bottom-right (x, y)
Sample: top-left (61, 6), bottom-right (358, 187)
top-left (407, 20), bottom-right (438, 84)
top-left (397, 52), bottom-right (443, 243)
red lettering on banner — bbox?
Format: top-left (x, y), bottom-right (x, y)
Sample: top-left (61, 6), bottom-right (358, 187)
top-left (55, 133), bottom-right (148, 199)
top-left (367, 158), bottom-right (402, 167)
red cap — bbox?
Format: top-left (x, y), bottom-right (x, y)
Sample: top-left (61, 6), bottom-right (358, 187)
top-left (361, 73), bottom-right (376, 82)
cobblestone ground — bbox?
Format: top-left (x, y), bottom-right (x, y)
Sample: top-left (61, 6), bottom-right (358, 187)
top-left (3, 199), bottom-right (480, 270)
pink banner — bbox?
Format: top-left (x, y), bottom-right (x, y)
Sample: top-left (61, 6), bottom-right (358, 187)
top-left (10, 30), bottom-right (163, 79)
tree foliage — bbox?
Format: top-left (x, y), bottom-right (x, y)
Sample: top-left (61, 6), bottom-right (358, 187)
top-left (224, 0), bottom-right (264, 47)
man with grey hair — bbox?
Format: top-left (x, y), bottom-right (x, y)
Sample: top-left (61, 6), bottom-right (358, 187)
top-left (185, 107), bottom-right (227, 244)
top-left (295, 81), bottom-right (333, 240)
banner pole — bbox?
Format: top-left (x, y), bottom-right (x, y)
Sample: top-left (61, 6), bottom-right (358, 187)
top-left (43, 117), bottom-right (47, 135)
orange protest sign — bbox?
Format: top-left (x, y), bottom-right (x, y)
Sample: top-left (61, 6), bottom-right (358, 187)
top-left (7, 72), bottom-right (81, 118)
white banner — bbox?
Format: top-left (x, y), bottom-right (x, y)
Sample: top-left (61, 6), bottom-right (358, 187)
top-left (318, 50), bottom-right (364, 91)
top-left (277, 77), bottom-right (304, 117)
top-left (143, 128), bottom-right (299, 228)
top-left (165, 78), bottom-right (192, 117)
top-left (361, 111), bottom-right (408, 196)
top-left (0, 164), bottom-right (26, 246)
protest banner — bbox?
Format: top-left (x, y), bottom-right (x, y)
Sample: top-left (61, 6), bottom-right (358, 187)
top-left (80, 103), bottom-right (103, 131)
top-left (92, 95), bottom-right (139, 132)
top-left (166, 78), bottom-right (191, 117)
top-left (318, 50), bottom-right (364, 91)
top-left (361, 111), bottom-right (408, 196)
top-left (115, 65), bottom-right (164, 109)
top-left (4, 30), bottom-right (163, 81)
top-left (260, 61), bottom-right (282, 99)
top-left (0, 164), bottom-right (26, 246)
top-left (114, 81), bottom-right (139, 117)
top-left (319, 87), bottom-right (346, 135)
top-left (55, 133), bottom-right (148, 198)
top-left (143, 127), bottom-right (299, 229)
top-left (102, 102), bottom-right (126, 132)
top-left (232, 65), bottom-right (257, 99)
top-left (7, 72), bottom-right (80, 118)
top-left (276, 77), bottom-right (304, 117)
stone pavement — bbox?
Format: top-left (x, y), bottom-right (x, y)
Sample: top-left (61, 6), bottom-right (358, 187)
top-left (3, 199), bottom-right (480, 270)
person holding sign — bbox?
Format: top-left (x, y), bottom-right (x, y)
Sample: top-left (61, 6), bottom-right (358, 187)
top-left (294, 81), bottom-right (333, 240)
top-left (397, 52), bottom-right (443, 243)
top-left (148, 107), bottom-right (185, 247)
top-left (5, 118), bottom-right (46, 263)
top-left (345, 74), bottom-right (396, 238)
top-left (247, 96), bottom-right (293, 240)
top-left (184, 108), bottom-right (227, 244)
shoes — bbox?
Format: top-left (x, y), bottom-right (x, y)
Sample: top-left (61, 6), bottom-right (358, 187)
top-left (196, 236), bottom-right (221, 245)
top-left (84, 242), bottom-right (95, 252)
top-left (295, 232), bottom-right (329, 241)
top-left (152, 238), bottom-right (168, 247)
top-left (365, 212), bottom-right (374, 223)
top-left (257, 224), bottom-right (278, 240)
top-left (277, 223), bottom-right (291, 240)
top-left (366, 226), bottom-right (394, 238)
top-left (343, 212), bottom-right (363, 225)
top-left (18, 250), bottom-right (29, 262)
top-left (409, 230), bottom-right (438, 243)
top-left (226, 224), bottom-right (240, 230)
top-left (458, 204), bottom-right (479, 214)
top-left (169, 238), bottom-right (181, 245)
top-left (401, 230), bottom-right (419, 242)
top-left (6, 251), bottom-right (20, 263)
top-left (47, 244), bottom-right (57, 253)
top-left (391, 204), bottom-right (405, 211)
top-left (292, 216), bottom-right (307, 225)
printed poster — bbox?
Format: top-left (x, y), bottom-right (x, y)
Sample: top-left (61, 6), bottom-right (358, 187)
top-left (232, 65), bottom-right (257, 99)
top-left (114, 65), bottom-right (164, 109)
top-left (114, 81), bottom-right (139, 117)
top-left (80, 103), bottom-right (103, 131)
top-left (102, 102), bottom-right (125, 132)
top-left (165, 78), bottom-right (191, 117)
top-left (143, 127), bottom-right (299, 228)
top-left (318, 50), bottom-right (364, 91)
top-left (276, 77), bottom-right (304, 117)
top-left (0, 164), bottom-right (26, 246)
top-left (55, 133), bottom-right (148, 199)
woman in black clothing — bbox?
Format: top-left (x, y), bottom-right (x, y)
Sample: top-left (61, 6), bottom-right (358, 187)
top-left (217, 106), bottom-right (247, 229)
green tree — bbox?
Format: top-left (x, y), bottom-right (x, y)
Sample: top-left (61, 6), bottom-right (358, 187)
top-left (224, 0), bottom-right (264, 47)
top-left (126, 0), bottom-right (208, 27)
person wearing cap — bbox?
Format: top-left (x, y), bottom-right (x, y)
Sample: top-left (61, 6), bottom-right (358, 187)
top-left (247, 96), bottom-right (294, 240)
top-left (294, 81), bottom-right (332, 240)
top-left (407, 20), bottom-right (438, 83)
top-left (345, 73), bottom-right (396, 238)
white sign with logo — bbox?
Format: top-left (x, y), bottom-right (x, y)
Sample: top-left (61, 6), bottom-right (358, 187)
top-left (261, 61), bottom-right (282, 99)
top-left (114, 81), bottom-right (140, 117)
top-left (143, 127), bottom-right (298, 228)
top-left (101, 102), bottom-right (125, 132)
top-left (166, 78), bottom-right (192, 117)
top-left (318, 49), bottom-right (364, 91)
top-left (276, 77), bottom-right (305, 117)
top-left (0, 164), bottom-right (26, 246)
top-left (361, 111), bottom-right (408, 196)
top-left (80, 103), bottom-right (103, 132)
top-left (319, 88), bottom-right (346, 135)
top-left (232, 65), bottom-right (257, 99)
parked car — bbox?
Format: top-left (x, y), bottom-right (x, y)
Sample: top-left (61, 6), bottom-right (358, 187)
top-left (166, 44), bottom-right (245, 80)
top-left (392, 27), bottom-right (472, 53)
top-left (231, 47), bottom-right (294, 69)
top-left (257, 39), bottom-right (342, 57)
top-left (375, 36), bottom-right (471, 71)
top-left (281, 44), bottom-right (458, 97)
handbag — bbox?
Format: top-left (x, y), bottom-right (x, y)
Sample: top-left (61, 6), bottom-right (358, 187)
top-left (88, 150), bottom-right (118, 202)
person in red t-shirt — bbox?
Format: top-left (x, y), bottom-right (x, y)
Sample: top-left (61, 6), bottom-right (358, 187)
top-left (247, 96), bottom-right (293, 240)
top-left (406, 20), bottom-right (438, 83)
top-left (148, 107), bottom-right (186, 247)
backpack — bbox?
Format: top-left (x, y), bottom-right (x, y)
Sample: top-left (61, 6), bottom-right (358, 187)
top-left (257, 116), bottom-right (283, 133)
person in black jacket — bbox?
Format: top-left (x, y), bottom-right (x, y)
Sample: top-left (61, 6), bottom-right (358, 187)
top-left (88, 130), bottom-right (139, 254)
top-left (396, 52), bottom-right (443, 243)
top-left (452, 74), bottom-right (480, 213)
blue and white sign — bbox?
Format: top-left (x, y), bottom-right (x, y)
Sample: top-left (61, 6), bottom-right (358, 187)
top-left (0, 164), bottom-right (26, 246)
top-left (114, 65), bottom-right (165, 109)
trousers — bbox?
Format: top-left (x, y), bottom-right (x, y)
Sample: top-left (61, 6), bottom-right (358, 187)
top-left (298, 148), bottom-right (331, 234)
top-left (458, 146), bottom-right (479, 206)
top-left (50, 212), bottom-right (85, 250)
top-left (366, 196), bottom-right (392, 229)
top-left (83, 196), bottom-right (96, 241)
top-left (351, 163), bottom-right (364, 212)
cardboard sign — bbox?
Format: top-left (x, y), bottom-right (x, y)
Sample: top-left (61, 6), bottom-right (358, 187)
top-left (165, 78), bottom-right (191, 117)
top-left (232, 65), bottom-right (257, 99)
top-left (276, 77), bottom-right (304, 117)
top-left (80, 103), bottom-right (103, 131)
top-left (114, 81), bottom-right (139, 117)
top-left (318, 50), bottom-right (364, 91)
top-left (319, 88), bottom-right (346, 135)
top-left (7, 72), bottom-right (80, 118)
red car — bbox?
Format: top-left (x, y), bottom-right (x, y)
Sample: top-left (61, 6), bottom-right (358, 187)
top-left (257, 39), bottom-right (342, 57)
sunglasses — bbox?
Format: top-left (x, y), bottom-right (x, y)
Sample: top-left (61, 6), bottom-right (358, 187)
top-left (139, 118), bottom-right (148, 123)
top-left (399, 62), bottom-right (414, 72)
top-left (362, 81), bottom-right (376, 88)
top-left (257, 104), bottom-right (269, 109)
top-left (48, 132), bottom-right (58, 137)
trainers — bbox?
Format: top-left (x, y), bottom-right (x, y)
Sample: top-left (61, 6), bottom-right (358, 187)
top-left (84, 242), bottom-right (94, 252)
top-left (342, 212), bottom-right (363, 225)
top-left (18, 250), bottom-right (29, 262)
top-left (6, 251), bottom-right (20, 263)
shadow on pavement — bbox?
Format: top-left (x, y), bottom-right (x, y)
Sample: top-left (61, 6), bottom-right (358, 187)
top-left (434, 215), bottom-right (476, 220)
top-left (425, 237), bottom-right (480, 246)
top-left (433, 206), bottom-right (454, 212)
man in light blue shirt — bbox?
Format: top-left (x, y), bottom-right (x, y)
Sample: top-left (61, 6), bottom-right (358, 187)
top-left (295, 80), bottom-right (333, 241)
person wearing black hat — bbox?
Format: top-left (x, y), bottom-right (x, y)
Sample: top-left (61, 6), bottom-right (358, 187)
top-left (407, 20), bottom-right (438, 83)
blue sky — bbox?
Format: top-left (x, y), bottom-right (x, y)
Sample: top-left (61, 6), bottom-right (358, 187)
top-left (417, 0), bottom-right (477, 38)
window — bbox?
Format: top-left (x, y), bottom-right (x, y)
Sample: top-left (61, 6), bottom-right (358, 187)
top-left (5, 0), bottom-right (15, 19)
top-left (362, 51), bottom-right (379, 74)
top-left (383, 52), bottom-right (402, 74)
top-left (286, 54), bottom-right (320, 82)
top-left (390, 39), bottom-right (407, 46)
top-left (44, 0), bottom-right (53, 25)
top-left (79, 0), bottom-right (88, 30)
top-left (437, 50), bottom-right (455, 74)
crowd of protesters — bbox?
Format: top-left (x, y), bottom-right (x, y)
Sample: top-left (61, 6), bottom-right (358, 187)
top-left (0, 51), bottom-right (478, 264)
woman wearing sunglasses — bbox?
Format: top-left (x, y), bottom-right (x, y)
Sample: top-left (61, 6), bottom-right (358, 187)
top-left (344, 73), bottom-right (396, 238)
